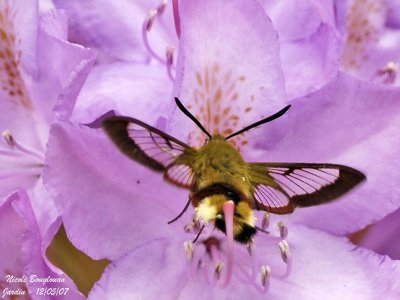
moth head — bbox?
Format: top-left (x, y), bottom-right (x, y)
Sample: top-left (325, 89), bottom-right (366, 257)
top-left (196, 195), bottom-right (256, 244)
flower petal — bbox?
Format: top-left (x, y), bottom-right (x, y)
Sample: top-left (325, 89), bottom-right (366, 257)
top-left (1, 191), bottom-right (84, 299)
top-left (170, 0), bottom-right (286, 149)
top-left (53, 0), bottom-right (176, 63)
top-left (261, 0), bottom-right (341, 99)
top-left (280, 24), bottom-right (340, 99)
top-left (257, 225), bottom-right (400, 299)
top-left (0, 194), bottom-right (25, 277)
top-left (261, 0), bottom-right (326, 41)
top-left (251, 72), bottom-right (400, 235)
top-left (89, 225), bottom-right (400, 299)
top-left (36, 9), bottom-right (96, 123)
top-left (358, 207), bottom-right (400, 259)
top-left (88, 239), bottom-right (190, 300)
top-left (43, 121), bottom-right (187, 260)
top-left (70, 62), bottom-right (172, 126)
top-left (0, 0), bottom-right (41, 148)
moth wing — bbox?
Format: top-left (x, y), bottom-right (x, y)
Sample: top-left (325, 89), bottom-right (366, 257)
top-left (102, 116), bottom-right (197, 188)
top-left (248, 163), bottom-right (366, 214)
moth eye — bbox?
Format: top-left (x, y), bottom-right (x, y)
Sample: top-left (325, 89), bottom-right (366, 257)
top-left (204, 139), bottom-right (210, 145)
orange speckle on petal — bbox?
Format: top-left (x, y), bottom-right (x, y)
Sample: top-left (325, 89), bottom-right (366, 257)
top-left (196, 72), bottom-right (203, 86)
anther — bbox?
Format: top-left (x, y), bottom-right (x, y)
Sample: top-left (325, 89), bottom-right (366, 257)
top-left (172, 0), bottom-right (181, 38)
top-left (246, 240), bottom-right (254, 256)
top-left (184, 222), bottom-right (195, 233)
top-left (197, 259), bottom-right (204, 269)
top-left (214, 261), bottom-right (225, 280)
top-left (166, 47), bottom-right (174, 66)
top-left (376, 61), bottom-right (398, 84)
top-left (260, 265), bottom-right (271, 287)
top-left (2, 130), bottom-right (14, 147)
top-left (184, 240), bottom-right (194, 261)
top-left (277, 221), bottom-right (288, 238)
top-left (144, 9), bottom-right (157, 31)
top-left (1, 130), bottom-right (44, 160)
top-left (157, 0), bottom-right (168, 15)
top-left (166, 46), bottom-right (175, 81)
top-left (261, 213), bottom-right (270, 230)
top-left (278, 240), bottom-right (290, 264)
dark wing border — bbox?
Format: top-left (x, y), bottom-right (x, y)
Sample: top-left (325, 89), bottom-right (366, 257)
top-left (102, 116), bottom-right (194, 172)
top-left (249, 162), bottom-right (366, 213)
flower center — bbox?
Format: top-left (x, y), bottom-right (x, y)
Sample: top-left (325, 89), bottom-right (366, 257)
top-left (185, 63), bottom-right (253, 150)
top-left (182, 210), bottom-right (292, 291)
top-left (0, 1), bottom-right (32, 109)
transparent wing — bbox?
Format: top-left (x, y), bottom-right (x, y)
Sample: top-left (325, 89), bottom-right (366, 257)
top-left (102, 116), bottom-right (196, 188)
top-left (249, 163), bottom-right (366, 214)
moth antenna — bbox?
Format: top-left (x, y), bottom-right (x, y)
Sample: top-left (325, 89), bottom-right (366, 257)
top-left (193, 223), bottom-right (206, 243)
top-left (225, 105), bottom-right (291, 140)
top-left (174, 97), bottom-right (212, 139)
top-left (167, 197), bottom-right (191, 224)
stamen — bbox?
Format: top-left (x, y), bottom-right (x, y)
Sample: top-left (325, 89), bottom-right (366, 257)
top-left (219, 201), bottom-right (235, 287)
top-left (278, 240), bottom-right (290, 263)
top-left (2, 130), bottom-right (14, 147)
top-left (277, 221), bottom-right (288, 238)
top-left (2, 130), bottom-right (44, 160)
top-left (157, 0), bottom-right (168, 15)
top-left (172, 0), bottom-right (181, 38)
top-left (142, 10), bottom-right (166, 64)
top-left (261, 212), bottom-right (270, 230)
top-left (184, 222), bottom-right (195, 233)
top-left (166, 46), bottom-right (175, 81)
top-left (184, 240), bottom-right (194, 261)
top-left (214, 261), bottom-right (225, 280)
top-left (145, 9), bottom-right (157, 32)
top-left (141, 1), bottom-right (176, 82)
top-left (376, 61), bottom-right (398, 84)
top-left (260, 265), bottom-right (271, 287)
top-left (246, 240), bottom-right (254, 256)
top-left (0, 169), bottom-right (42, 180)
top-left (270, 240), bottom-right (292, 280)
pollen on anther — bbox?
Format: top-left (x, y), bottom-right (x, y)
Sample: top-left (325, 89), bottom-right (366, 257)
top-left (278, 240), bottom-right (291, 264)
top-left (184, 240), bottom-right (194, 261)
top-left (214, 261), bottom-right (225, 280)
top-left (278, 221), bottom-right (288, 238)
top-left (261, 213), bottom-right (270, 230)
top-left (260, 265), bottom-right (271, 287)
top-left (2, 129), bottom-right (14, 147)
top-left (184, 222), bottom-right (195, 233)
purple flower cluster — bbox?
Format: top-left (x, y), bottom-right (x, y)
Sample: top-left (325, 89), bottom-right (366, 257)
top-left (1, 0), bottom-right (400, 299)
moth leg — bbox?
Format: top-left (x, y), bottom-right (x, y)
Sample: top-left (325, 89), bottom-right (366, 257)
top-left (167, 197), bottom-right (192, 224)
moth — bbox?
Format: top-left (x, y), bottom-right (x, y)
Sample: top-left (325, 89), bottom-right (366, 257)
top-left (102, 98), bottom-right (366, 244)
